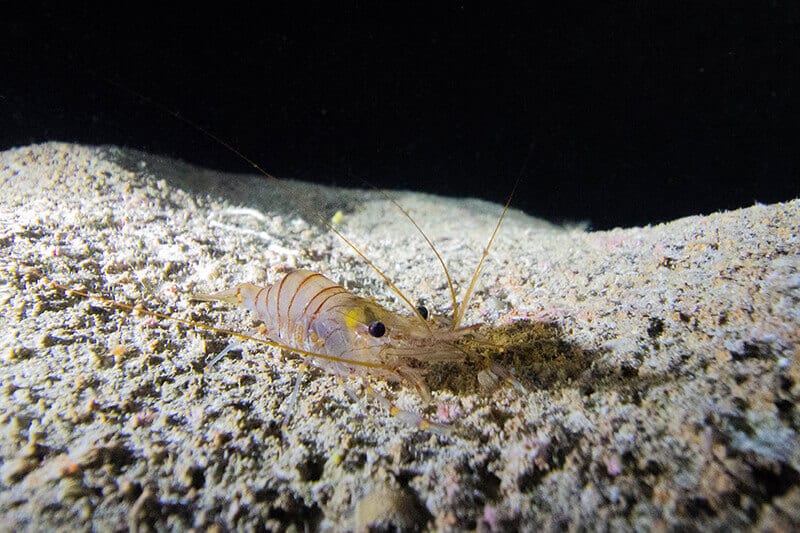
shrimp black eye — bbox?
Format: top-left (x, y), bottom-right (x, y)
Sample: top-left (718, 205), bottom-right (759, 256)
top-left (416, 305), bottom-right (429, 320)
top-left (368, 321), bottom-right (386, 337)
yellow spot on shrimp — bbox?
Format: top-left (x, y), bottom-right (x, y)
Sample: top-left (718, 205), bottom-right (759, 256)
top-left (344, 307), bottom-right (366, 331)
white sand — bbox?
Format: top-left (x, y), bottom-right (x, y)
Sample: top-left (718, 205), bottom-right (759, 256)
top-left (1, 143), bottom-right (798, 530)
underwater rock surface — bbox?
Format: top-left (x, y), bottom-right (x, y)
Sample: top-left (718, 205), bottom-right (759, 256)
top-left (1, 143), bottom-right (798, 530)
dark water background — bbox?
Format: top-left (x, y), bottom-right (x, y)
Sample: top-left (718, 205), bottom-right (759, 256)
top-left (3, 4), bottom-right (798, 229)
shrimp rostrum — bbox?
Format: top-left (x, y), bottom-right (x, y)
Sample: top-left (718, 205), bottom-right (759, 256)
top-left (193, 197), bottom-right (518, 423)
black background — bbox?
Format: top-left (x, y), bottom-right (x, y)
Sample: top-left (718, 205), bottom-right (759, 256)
top-left (3, 4), bottom-right (798, 229)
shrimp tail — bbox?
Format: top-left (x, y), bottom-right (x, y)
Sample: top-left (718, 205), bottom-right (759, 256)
top-left (191, 283), bottom-right (261, 308)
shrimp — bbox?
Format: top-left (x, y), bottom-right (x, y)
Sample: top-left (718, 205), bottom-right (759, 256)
top-left (192, 270), bottom-right (490, 401)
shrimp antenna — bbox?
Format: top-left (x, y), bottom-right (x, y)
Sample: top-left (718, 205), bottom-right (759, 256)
top-left (358, 183), bottom-right (458, 325)
top-left (94, 73), bottom-right (430, 329)
top-left (18, 264), bottom-right (392, 371)
top-left (452, 142), bottom-right (532, 328)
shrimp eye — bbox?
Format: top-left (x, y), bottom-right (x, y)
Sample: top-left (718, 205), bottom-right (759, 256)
top-left (416, 305), bottom-right (429, 320)
top-left (368, 321), bottom-right (386, 337)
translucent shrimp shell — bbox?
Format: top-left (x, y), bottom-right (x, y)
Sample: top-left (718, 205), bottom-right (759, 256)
top-left (195, 269), bottom-right (469, 397)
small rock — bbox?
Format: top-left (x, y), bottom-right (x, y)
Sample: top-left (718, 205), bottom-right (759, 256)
top-left (355, 479), bottom-right (429, 532)
top-left (0, 456), bottom-right (38, 484)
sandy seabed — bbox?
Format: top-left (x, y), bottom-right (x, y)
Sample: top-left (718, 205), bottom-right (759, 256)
top-left (1, 143), bottom-right (798, 531)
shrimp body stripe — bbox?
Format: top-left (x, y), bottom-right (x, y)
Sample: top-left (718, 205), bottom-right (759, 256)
top-left (287, 271), bottom-right (322, 322)
top-left (257, 272), bottom-right (340, 343)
